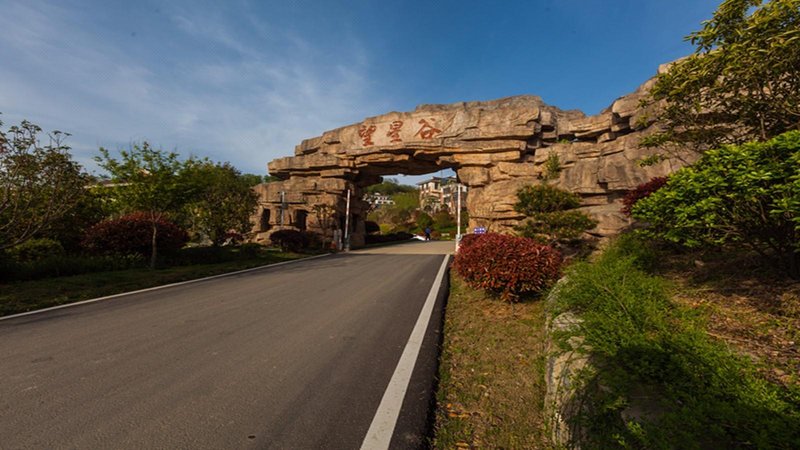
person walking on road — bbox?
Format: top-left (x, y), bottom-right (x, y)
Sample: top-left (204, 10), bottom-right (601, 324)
top-left (424, 227), bottom-right (432, 241)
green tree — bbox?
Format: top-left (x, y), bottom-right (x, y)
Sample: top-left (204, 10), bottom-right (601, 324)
top-left (41, 188), bottom-right (107, 253)
top-left (0, 119), bottom-right (88, 251)
top-left (543, 152), bottom-right (562, 180)
top-left (645, 0), bottom-right (800, 152)
top-left (514, 183), bottom-right (581, 215)
top-left (365, 188), bottom-right (420, 232)
top-left (182, 160), bottom-right (258, 246)
top-left (416, 211), bottom-right (433, 230)
top-left (633, 131), bottom-right (800, 278)
top-left (95, 143), bottom-right (193, 268)
top-left (433, 210), bottom-right (455, 228)
top-left (514, 184), bottom-right (597, 244)
top-left (392, 190), bottom-right (420, 210)
top-left (365, 178), bottom-right (415, 195)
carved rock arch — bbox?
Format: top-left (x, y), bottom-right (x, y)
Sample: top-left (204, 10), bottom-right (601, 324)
top-left (251, 65), bottom-right (693, 247)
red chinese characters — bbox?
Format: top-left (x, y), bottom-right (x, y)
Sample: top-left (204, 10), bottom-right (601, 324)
top-left (386, 120), bottom-right (403, 143)
top-left (358, 124), bottom-right (377, 146)
top-left (415, 118), bottom-right (442, 140)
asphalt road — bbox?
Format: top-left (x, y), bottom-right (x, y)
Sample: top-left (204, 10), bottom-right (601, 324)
top-left (0, 241), bottom-right (452, 449)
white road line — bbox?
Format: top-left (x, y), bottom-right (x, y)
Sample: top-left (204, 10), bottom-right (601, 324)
top-left (0, 253), bottom-right (331, 322)
top-left (360, 255), bottom-right (450, 450)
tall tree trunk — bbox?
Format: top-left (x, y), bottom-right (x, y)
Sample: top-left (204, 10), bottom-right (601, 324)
top-left (150, 220), bottom-right (158, 269)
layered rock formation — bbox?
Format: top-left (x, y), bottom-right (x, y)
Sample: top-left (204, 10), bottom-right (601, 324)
top-left (252, 64), bottom-right (693, 247)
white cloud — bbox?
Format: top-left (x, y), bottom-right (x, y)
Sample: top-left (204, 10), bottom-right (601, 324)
top-left (0, 0), bottom-right (387, 176)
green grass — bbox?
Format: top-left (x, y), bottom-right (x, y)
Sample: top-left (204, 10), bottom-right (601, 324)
top-left (0, 251), bottom-right (306, 317)
top-left (552, 234), bottom-right (800, 449)
top-left (433, 275), bottom-right (549, 449)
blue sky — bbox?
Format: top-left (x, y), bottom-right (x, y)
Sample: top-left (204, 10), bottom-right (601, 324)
top-left (0, 0), bottom-right (720, 183)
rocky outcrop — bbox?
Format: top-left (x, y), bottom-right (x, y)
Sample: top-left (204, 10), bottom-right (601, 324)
top-left (252, 63), bottom-right (693, 246)
top-left (546, 310), bottom-right (591, 449)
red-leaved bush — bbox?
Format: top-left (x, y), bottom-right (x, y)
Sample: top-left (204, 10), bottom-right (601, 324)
top-left (82, 212), bottom-right (188, 257)
top-left (621, 177), bottom-right (668, 216)
top-left (454, 233), bottom-right (562, 302)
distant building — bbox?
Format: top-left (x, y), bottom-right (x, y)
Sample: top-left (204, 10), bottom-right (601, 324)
top-left (417, 176), bottom-right (467, 213)
top-left (363, 192), bottom-right (395, 209)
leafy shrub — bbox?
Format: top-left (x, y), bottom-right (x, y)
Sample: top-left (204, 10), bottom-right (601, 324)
top-left (7, 238), bottom-right (65, 262)
top-left (82, 212), bottom-right (189, 257)
top-left (416, 212), bottom-right (433, 229)
top-left (433, 210), bottom-right (455, 228)
top-left (600, 231), bottom-right (660, 273)
top-left (301, 231), bottom-right (322, 250)
top-left (514, 184), bottom-right (581, 215)
top-left (554, 236), bottom-right (800, 448)
top-left (40, 190), bottom-right (107, 253)
top-left (621, 176), bottom-right (668, 216)
top-left (633, 131), bottom-right (800, 278)
top-left (543, 152), bottom-right (562, 180)
top-left (365, 220), bottom-right (380, 234)
top-left (456, 232), bottom-right (482, 249)
top-left (0, 254), bottom-right (145, 281)
top-left (453, 233), bottom-right (561, 302)
top-left (514, 184), bottom-right (597, 244)
top-left (269, 229), bottom-right (309, 252)
top-left (516, 210), bottom-right (598, 244)
top-left (238, 242), bottom-right (263, 258)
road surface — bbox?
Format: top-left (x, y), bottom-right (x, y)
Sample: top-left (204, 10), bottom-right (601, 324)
top-left (0, 241), bottom-right (453, 449)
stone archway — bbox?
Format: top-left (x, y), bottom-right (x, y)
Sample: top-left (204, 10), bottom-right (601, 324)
top-left (251, 67), bottom-right (694, 247)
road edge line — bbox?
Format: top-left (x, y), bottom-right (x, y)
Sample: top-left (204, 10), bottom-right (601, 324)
top-left (0, 253), bottom-right (332, 322)
top-left (360, 254), bottom-right (450, 450)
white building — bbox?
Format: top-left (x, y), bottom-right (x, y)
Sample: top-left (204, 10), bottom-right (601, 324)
top-left (417, 176), bottom-right (467, 213)
top-left (363, 192), bottom-right (395, 209)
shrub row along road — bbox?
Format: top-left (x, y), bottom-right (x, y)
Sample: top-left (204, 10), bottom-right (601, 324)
top-left (0, 241), bottom-right (453, 449)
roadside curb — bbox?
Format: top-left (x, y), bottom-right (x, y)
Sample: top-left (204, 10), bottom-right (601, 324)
top-left (0, 253), bottom-right (332, 322)
top-left (416, 256), bottom-right (451, 448)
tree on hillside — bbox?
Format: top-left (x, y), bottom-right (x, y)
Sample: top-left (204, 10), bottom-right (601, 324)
top-left (644, 0), bottom-right (800, 152)
top-left (365, 178), bottom-right (415, 195)
top-left (416, 211), bottom-right (433, 230)
top-left (392, 191), bottom-right (419, 210)
top-left (0, 119), bottom-right (87, 251)
top-left (182, 160), bottom-right (258, 246)
top-left (433, 210), bottom-right (455, 228)
top-left (95, 143), bottom-right (193, 268)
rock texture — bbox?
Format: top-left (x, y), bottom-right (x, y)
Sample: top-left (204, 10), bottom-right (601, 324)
top-left (251, 64), bottom-right (693, 246)
top-left (546, 310), bottom-right (591, 449)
